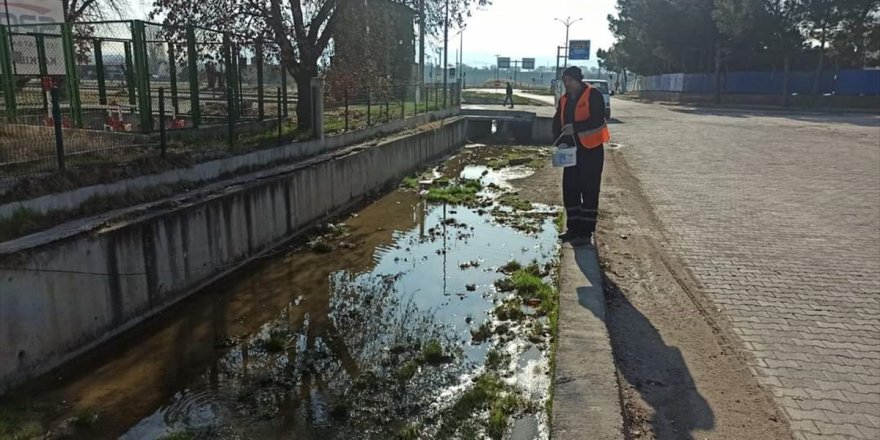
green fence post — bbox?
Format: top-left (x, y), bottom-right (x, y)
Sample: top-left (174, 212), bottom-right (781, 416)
top-left (0, 26), bottom-right (16, 121)
top-left (185, 25), bottom-right (200, 127)
top-left (94, 38), bottom-right (107, 105)
top-left (255, 40), bottom-right (264, 120)
top-left (167, 41), bottom-right (179, 115)
top-left (131, 20), bottom-right (152, 133)
top-left (36, 34), bottom-right (49, 114)
top-left (60, 23), bottom-right (82, 128)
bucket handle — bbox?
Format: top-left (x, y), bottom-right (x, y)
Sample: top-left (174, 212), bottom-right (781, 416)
top-left (553, 132), bottom-right (576, 147)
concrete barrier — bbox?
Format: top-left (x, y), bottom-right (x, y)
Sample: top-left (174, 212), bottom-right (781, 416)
top-left (0, 117), bottom-right (467, 394)
top-left (634, 90), bottom-right (880, 111)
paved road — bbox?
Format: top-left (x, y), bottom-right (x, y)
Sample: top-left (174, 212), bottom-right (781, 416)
top-left (610, 99), bottom-right (880, 440)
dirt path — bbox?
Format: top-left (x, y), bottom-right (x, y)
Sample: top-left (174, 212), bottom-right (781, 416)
top-left (511, 150), bottom-right (792, 440)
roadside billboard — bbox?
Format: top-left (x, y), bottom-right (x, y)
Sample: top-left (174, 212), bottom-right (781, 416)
top-left (1, 0), bottom-right (65, 25)
top-left (569, 40), bottom-right (590, 60)
top-left (497, 57), bottom-right (510, 69)
top-left (3, 1), bottom-right (67, 75)
top-left (522, 58), bottom-right (535, 70)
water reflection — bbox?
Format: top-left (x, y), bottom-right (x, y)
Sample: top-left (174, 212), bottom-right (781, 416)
top-left (5, 164), bottom-right (558, 440)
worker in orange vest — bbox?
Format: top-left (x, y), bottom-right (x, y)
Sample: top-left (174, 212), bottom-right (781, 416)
top-left (553, 66), bottom-right (611, 246)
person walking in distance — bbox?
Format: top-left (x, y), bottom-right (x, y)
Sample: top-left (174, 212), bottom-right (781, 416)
top-left (503, 82), bottom-right (514, 108)
top-left (553, 66), bottom-right (611, 245)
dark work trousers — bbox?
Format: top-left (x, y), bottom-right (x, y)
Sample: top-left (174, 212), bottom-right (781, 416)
top-left (562, 145), bottom-right (604, 236)
top-left (503, 95), bottom-right (514, 108)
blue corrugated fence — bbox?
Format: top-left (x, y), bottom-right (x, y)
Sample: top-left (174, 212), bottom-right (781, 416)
top-left (633, 69), bottom-right (879, 96)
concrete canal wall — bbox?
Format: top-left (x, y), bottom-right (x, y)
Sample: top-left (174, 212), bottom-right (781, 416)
top-left (0, 117), bottom-right (467, 394)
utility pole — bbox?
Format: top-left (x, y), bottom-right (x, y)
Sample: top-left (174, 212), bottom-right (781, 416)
top-left (459, 27), bottom-right (464, 82)
top-left (418, 0), bottom-right (425, 101)
top-left (554, 17), bottom-right (583, 68)
top-left (494, 53), bottom-right (501, 82)
top-left (443, 0), bottom-right (449, 107)
top-left (512, 60), bottom-right (520, 87)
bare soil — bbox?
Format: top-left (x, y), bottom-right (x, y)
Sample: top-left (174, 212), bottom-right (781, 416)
top-left (509, 150), bottom-right (793, 440)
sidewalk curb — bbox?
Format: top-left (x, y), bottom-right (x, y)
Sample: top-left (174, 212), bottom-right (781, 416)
top-left (551, 244), bottom-right (624, 440)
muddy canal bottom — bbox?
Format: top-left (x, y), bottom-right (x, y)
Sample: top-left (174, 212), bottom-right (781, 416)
top-left (5, 146), bottom-right (560, 440)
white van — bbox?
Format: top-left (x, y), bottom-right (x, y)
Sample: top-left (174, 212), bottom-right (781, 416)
top-left (586, 79), bottom-right (611, 119)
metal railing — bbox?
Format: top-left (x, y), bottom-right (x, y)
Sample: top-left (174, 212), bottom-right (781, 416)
top-left (0, 20), bottom-right (460, 184)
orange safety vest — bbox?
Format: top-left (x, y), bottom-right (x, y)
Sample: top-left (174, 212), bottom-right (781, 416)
top-left (558, 85), bottom-right (611, 149)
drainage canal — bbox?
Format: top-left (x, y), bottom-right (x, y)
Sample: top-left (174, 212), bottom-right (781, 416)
top-left (1, 145), bottom-right (561, 440)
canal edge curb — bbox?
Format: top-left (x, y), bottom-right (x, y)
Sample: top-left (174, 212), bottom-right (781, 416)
top-left (551, 244), bottom-right (624, 439)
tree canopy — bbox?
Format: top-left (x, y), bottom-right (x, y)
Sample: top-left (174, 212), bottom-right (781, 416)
top-left (601, 0), bottom-right (880, 75)
top-left (150, 0), bottom-right (489, 129)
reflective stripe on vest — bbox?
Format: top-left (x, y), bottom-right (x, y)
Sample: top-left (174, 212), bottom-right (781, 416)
top-left (559, 85), bottom-right (611, 149)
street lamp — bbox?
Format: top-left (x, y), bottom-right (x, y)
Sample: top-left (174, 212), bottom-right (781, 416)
top-left (554, 16), bottom-right (583, 67)
top-left (454, 26), bottom-right (465, 83)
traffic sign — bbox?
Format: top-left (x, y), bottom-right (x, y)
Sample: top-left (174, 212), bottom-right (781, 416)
top-left (497, 57), bottom-right (511, 69)
top-left (569, 40), bottom-right (591, 60)
top-left (522, 58), bottom-right (535, 70)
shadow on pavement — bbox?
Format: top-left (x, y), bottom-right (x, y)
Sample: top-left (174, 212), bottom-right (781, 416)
top-left (573, 245), bottom-right (715, 439)
top-left (668, 106), bottom-right (880, 127)
top-left (607, 117), bottom-right (625, 124)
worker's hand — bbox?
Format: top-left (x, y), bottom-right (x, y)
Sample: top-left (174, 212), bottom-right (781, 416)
top-left (561, 124), bottom-right (574, 136)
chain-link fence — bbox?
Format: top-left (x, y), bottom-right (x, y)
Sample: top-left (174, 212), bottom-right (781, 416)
top-left (0, 20), bottom-right (459, 188)
top-left (323, 83), bottom-right (459, 135)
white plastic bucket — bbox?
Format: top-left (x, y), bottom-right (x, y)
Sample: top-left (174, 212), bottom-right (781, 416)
top-left (552, 143), bottom-right (577, 168)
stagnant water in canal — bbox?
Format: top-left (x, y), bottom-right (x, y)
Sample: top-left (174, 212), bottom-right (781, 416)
top-left (2, 146), bottom-right (561, 440)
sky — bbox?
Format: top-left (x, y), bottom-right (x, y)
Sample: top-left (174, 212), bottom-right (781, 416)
top-left (127, 0), bottom-right (619, 69)
top-left (447, 0), bottom-right (618, 69)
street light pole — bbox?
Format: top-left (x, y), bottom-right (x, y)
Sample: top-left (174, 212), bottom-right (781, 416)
top-left (554, 16), bottom-right (583, 68)
top-left (459, 28), bottom-right (463, 82)
top-left (443, 0), bottom-right (449, 107)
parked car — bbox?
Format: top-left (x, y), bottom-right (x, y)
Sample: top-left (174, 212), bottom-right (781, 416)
top-left (586, 79), bottom-right (611, 119)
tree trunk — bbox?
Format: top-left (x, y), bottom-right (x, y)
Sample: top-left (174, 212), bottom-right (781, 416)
top-left (294, 64), bottom-right (318, 130)
top-left (714, 40), bottom-right (722, 104)
top-left (811, 25), bottom-right (827, 100)
top-left (782, 52), bottom-right (791, 107)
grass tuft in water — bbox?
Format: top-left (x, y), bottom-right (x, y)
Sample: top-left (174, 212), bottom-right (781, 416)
top-left (555, 210), bottom-right (566, 233)
top-left (70, 411), bottom-right (98, 429)
top-left (471, 321), bottom-right (492, 343)
top-left (421, 340), bottom-right (449, 365)
top-left (485, 348), bottom-right (510, 371)
top-left (398, 360), bottom-right (419, 382)
top-left (499, 260), bottom-right (522, 274)
top-left (401, 176), bottom-right (420, 189)
top-left (395, 423), bottom-right (420, 440)
top-left (529, 320), bottom-right (547, 343)
top-left (498, 194), bottom-right (533, 212)
top-left (436, 372), bottom-right (525, 440)
top-left (0, 406), bottom-right (43, 439)
top-left (425, 179), bottom-right (482, 205)
top-left (264, 329), bottom-right (289, 353)
top-left (488, 393), bottom-right (523, 439)
top-left (494, 299), bottom-right (525, 321)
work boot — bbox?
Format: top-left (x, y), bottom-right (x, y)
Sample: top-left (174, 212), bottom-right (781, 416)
top-left (558, 231), bottom-right (580, 242)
